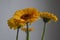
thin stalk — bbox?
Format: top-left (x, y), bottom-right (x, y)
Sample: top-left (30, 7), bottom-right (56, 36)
top-left (41, 22), bottom-right (46, 40)
top-left (16, 27), bottom-right (20, 40)
top-left (26, 23), bottom-right (29, 40)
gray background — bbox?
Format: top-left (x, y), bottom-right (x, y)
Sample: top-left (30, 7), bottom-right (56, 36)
top-left (0, 0), bottom-right (60, 40)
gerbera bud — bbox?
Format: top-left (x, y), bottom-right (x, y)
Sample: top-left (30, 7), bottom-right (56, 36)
top-left (21, 27), bottom-right (34, 32)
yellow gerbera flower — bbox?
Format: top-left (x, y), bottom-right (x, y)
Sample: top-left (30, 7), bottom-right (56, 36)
top-left (40, 12), bottom-right (58, 23)
top-left (13, 8), bottom-right (40, 23)
top-left (7, 18), bottom-right (26, 30)
top-left (21, 27), bottom-right (33, 32)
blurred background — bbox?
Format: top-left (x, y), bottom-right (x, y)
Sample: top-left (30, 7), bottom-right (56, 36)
top-left (0, 0), bottom-right (60, 40)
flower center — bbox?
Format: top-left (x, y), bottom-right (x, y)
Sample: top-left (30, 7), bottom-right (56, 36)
top-left (21, 14), bottom-right (31, 20)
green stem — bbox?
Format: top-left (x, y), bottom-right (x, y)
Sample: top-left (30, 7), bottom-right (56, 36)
top-left (26, 23), bottom-right (29, 40)
top-left (16, 27), bottom-right (20, 40)
top-left (41, 22), bottom-right (46, 40)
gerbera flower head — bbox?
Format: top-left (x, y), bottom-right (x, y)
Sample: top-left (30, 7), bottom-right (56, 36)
top-left (13, 8), bottom-right (40, 24)
top-left (7, 18), bottom-right (26, 30)
top-left (40, 12), bottom-right (58, 23)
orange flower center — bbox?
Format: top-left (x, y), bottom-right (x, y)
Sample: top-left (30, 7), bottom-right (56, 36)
top-left (21, 14), bottom-right (32, 20)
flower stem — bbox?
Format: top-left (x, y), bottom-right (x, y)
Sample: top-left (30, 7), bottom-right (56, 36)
top-left (26, 23), bottom-right (29, 40)
top-left (41, 22), bottom-right (46, 40)
top-left (16, 27), bottom-right (20, 40)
